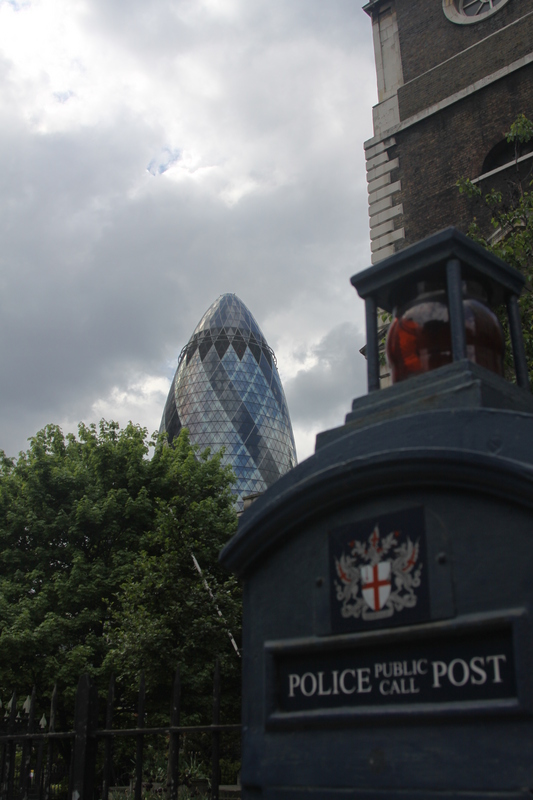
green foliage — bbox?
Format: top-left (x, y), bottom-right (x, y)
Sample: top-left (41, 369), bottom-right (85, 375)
top-left (181, 752), bottom-right (208, 782)
top-left (219, 757), bottom-right (241, 785)
top-left (0, 421), bottom-right (239, 727)
top-left (104, 432), bottom-right (242, 724)
top-left (507, 113), bottom-right (533, 149)
top-left (457, 115), bottom-right (533, 384)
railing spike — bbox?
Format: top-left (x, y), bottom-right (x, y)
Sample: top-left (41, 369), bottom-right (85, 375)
top-left (20, 687), bottom-right (36, 799)
top-left (211, 659), bottom-right (221, 800)
top-left (168, 666), bottom-right (181, 800)
top-left (134, 672), bottom-right (146, 800)
top-left (102, 674), bottom-right (115, 800)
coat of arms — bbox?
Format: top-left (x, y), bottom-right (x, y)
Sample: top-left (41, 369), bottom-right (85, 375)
top-left (334, 523), bottom-right (423, 622)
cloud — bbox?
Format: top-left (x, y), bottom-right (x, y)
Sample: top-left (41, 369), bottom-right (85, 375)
top-left (284, 322), bottom-right (367, 460)
top-left (88, 374), bottom-right (170, 434)
top-left (0, 0), bottom-right (376, 460)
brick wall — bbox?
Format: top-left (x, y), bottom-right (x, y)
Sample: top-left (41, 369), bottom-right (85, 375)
top-left (395, 0), bottom-right (533, 85)
top-left (395, 62), bottom-right (533, 246)
top-left (398, 11), bottom-right (533, 121)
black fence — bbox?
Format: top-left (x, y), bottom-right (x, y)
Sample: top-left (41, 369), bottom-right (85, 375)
top-left (0, 661), bottom-right (240, 800)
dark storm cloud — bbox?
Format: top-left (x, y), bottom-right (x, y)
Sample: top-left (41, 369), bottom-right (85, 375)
top-left (0, 117), bottom-right (161, 401)
top-left (0, 0), bottom-right (376, 459)
top-left (284, 322), bottom-right (367, 434)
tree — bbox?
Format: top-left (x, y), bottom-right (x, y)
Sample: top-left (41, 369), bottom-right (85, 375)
top-left (457, 114), bottom-right (533, 382)
top-left (0, 421), bottom-right (239, 728)
top-left (103, 430), bottom-right (242, 725)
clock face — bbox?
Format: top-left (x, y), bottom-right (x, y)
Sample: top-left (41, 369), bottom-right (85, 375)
top-left (443, 0), bottom-right (510, 24)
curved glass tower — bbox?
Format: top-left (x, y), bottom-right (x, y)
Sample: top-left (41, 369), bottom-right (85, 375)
top-left (160, 294), bottom-right (297, 509)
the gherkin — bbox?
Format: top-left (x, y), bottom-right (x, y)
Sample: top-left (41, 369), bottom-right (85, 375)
top-left (160, 294), bottom-right (297, 510)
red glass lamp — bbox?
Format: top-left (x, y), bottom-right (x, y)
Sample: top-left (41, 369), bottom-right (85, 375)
top-left (385, 280), bottom-right (504, 383)
top-left (351, 228), bottom-right (529, 393)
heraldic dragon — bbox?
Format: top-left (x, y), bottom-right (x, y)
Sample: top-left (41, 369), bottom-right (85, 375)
top-left (334, 524), bottom-right (423, 621)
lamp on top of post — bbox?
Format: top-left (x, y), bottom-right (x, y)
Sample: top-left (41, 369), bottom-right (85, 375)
top-left (351, 227), bottom-right (530, 394)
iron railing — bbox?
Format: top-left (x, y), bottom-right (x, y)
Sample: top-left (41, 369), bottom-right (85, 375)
top-left (0, 661), bottom-right (240, 800)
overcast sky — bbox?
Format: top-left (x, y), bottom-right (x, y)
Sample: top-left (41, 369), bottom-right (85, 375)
top-left (0, 0), bottom-right (377, 464)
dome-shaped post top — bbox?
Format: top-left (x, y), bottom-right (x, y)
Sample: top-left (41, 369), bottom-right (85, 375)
top-left (160, 293), bottom-right (297, 511)
top-left (351, 227), bottom-right (530, 393)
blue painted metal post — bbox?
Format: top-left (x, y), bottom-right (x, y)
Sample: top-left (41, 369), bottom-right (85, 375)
top-left (507, 293), bottom-right (530, 388)
top-left (365, 295), bottom-right (381, 392)
top-left (446, 257), bottom-right (467, 362)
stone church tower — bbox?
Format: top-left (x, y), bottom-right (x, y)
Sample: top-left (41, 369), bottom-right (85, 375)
top-left (364, 0), bottom-right (533, 263)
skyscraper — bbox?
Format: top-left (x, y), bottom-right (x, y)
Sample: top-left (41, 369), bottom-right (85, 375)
top-left (160, 294), bottom-right (297, 510)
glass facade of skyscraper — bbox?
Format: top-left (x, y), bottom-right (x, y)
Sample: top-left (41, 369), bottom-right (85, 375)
top-left (160, 294), bottom-right (297, 510)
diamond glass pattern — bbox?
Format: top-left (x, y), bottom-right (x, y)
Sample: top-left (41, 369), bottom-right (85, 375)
top-left (160, 294), bottom-right (298, 510)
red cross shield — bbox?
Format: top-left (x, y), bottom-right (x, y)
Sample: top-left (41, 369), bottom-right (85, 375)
top-left (361, 562), bottom-right (391, 611)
